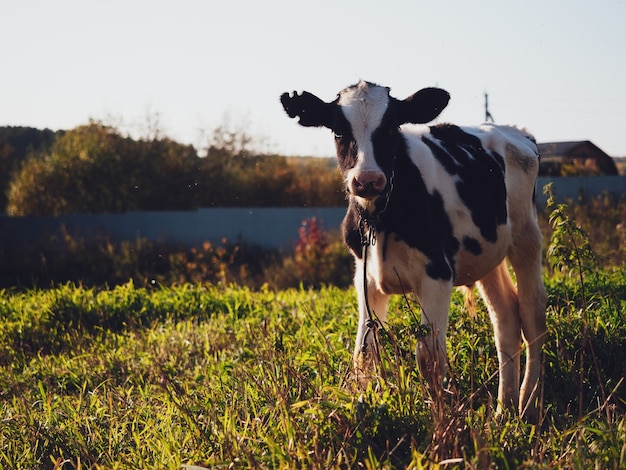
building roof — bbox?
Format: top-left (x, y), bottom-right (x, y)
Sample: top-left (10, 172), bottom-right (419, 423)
top-left (537, 140), bottom-right (618, 175)
top-left (537, 140), bottom-right (605, 158)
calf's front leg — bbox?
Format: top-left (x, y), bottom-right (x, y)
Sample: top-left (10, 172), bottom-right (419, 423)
top-left (353, 260), bottom-right (388, 384)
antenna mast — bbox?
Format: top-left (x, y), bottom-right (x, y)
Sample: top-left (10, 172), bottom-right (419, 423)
top-left (484, 92), bottom-right (495, 123)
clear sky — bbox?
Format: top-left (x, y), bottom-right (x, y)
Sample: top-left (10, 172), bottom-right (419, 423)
top-left (2, 0), bottom-right (625, 158)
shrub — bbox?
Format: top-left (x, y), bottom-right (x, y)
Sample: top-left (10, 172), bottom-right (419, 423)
top-left (542, 184), bottom-right (626, 420)
top-left (266, 218), bottom-right (353, 289)
top-left (0, 219), bottom-right (353, 290)
top-left (538, 190), bottom-right (626, 270)
top-left (4, 122), bottom-right (345, 214)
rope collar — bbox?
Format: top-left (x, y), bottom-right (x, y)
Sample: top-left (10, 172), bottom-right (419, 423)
top-left (357, 168), bottom-right (394, 356)
top-left (359, 218), bottom-right (379, 355)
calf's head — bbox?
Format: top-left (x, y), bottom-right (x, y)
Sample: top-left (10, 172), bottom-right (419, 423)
top-left (280, 80), bottom-right (449, 211)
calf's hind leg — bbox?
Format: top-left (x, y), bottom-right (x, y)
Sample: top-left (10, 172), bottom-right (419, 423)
top-left (477, 261), bottom-right (522, 413)
top-left (508, 220), bottom-right (547, 421)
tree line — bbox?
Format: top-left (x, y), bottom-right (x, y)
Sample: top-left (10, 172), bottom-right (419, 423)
top-left (1, 123), bottom-right (346, 216)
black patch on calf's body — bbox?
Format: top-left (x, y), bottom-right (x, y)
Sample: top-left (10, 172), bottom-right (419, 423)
top-left (425, 124), bottom-right (507, 243)
top-left (422, 137), bottom-right (458, 175)
top-left (419, 190), bottom-right (459, 281)
top-left (342, 207), bottom-right (364, 259)
top-left (462, 236), bottom-right (483, 256)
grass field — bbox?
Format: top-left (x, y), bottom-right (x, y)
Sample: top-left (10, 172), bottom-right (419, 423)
top-left (0, 264), bottom-right (624, 468)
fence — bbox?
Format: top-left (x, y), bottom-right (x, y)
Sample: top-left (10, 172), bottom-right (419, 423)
top-left (1, 176), bottom-right (624, 252)
top-left (0, 207), bottom-right (348, 252)
top-left (535, 175), bottom-right (626, 208)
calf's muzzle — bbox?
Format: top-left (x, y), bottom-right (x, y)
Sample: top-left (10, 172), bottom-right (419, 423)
top-left (350, 171), bottom-right (387, 199)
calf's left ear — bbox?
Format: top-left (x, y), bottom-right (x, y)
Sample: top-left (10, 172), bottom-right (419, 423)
top-left (280, 91), bottom-right (333, 128)
top-left (397, 87), bottom-right (450, 124)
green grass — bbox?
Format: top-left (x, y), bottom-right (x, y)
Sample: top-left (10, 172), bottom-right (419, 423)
top-left (0, 270), bottom-right (624, 469)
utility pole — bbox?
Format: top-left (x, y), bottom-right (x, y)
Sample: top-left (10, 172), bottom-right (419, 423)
top-left (484, 92), bottom-right (495, 123)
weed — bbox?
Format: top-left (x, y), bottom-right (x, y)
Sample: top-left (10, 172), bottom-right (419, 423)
top-left (543, 184), bottom-right (625, 426)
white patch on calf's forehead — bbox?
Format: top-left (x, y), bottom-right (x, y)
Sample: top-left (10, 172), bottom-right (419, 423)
top-left (338, 82), bottom-right (389, 175)
top-left (337, 82), bottom-right (389, 139)
top-left (337, 81), bottom-right (389, 105)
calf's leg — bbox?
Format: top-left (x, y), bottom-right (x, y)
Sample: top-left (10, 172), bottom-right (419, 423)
top-left (477, 261), bottom-right (522, 413)
top-left (507, 220), bottom-right (547, 421)
top-left (353, 260), bottom-right (388, 383)
top-left (415, 278), bottom-right (454, 391)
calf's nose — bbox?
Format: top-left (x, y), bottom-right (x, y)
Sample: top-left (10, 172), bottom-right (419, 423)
top-left (351, 171), bottom-right (387, 198)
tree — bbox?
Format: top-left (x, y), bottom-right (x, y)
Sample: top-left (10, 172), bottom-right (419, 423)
top-left (5, 121), bottom-right (346, 215)
top-left (0, 126), bottom-right (59, 211)
top-left (131, 138), bottom-right (200, 210)
top-left (6, 122), bottom-right (201, 215)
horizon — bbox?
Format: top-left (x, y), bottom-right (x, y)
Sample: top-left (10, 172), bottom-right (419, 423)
top-left (3, 122), bottom-right (625, 161)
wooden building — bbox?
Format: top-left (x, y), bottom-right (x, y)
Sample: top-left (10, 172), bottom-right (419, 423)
top-left (537, 141), bottom-right (618, 176)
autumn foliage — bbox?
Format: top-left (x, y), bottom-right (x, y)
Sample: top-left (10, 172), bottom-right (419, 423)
top-left (3, 122), bottom-right (345, 216)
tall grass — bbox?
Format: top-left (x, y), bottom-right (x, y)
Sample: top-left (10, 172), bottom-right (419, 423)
top-left (1, 268), bottom-right (624, 468)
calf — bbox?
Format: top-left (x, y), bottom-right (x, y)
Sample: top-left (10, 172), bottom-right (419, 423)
top-left (280, 80), bottom-right (547, 420)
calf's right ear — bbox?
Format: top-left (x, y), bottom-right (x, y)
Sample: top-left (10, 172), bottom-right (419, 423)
top-left (280, 91), bottom-right (333, 128)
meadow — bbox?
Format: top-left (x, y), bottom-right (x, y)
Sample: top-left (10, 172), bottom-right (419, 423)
top-left (1, 193), bottom-right (625, 468)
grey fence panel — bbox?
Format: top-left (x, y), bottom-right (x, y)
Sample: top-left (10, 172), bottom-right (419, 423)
top-left (536, 175), bottom-right (626, 208)
top-left (153, 207), bottom-right (348, 249)
top-left (0, 207), bottom-right (348, 252)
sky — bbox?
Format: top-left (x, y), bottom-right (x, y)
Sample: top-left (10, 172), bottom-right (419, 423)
top-left (2, 0), bottom-right (626, 158)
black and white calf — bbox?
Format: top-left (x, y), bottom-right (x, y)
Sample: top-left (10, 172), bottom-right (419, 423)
top-left (280, 81), bottom-right (547, 420)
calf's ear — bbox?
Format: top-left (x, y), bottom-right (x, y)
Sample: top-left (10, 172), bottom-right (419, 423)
top-left (280, 91), bottom-right (333, 128)
top-left (397, 87), bottom-right (450, 124)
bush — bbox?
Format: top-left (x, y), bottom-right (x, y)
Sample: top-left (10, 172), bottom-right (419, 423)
top-left (267, 217), bottom-right (353, 289)
top-left (4, 122), bottom-right (345, 215)
top-left (0, 219), bottom-right (353, 290)
top-left (538, 189), bottom-right (626, 270)
top-left (6, 123), bottom-right (200, 215)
